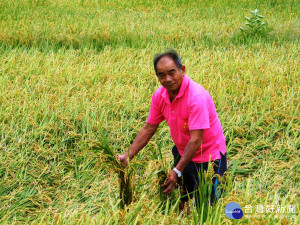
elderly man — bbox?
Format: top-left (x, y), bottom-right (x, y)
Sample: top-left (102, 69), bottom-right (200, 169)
top-left (118, 50), bottom-right (227, 211)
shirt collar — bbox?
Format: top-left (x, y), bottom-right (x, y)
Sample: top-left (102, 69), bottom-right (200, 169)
top-left (176, 74), bottom-right (189, 98)
top-left (160, 74), bottom-right (189, 101)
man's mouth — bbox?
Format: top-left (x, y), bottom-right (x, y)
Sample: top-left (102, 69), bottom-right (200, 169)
top-left (166, 83), bottom-right (174, 88)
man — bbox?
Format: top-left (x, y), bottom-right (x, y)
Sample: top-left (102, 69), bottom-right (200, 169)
top-left (118, 50), bottom-right (227, 211)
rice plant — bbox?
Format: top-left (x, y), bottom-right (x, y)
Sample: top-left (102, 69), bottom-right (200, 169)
top-left (89, 136), bottom-right (133, 209)
top-left (156, 167), bottom-right (179, 213)
top-left (193, 162), bottom-right (227, 222)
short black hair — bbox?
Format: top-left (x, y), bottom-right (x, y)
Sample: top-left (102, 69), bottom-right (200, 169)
top-left (153, 49), bottom-right (182, 73)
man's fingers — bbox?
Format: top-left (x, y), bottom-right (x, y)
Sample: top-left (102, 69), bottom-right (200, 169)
top-left (163, 182), bottom-right (175, 194)
top-left (161, 177), bottom-right (176, 194)
top-left (161, 170), bottom-right (178, 194)
top-left (117, 155), bottom-right (127, 167)
top-left (117, 155), bottom-right (123, 163)
top-left (161, 179), bottom-right (170, 187)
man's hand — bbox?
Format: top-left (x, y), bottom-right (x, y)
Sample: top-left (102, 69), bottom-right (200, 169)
top-left (161, 170), bottom-right (178, 195)
top-left (117, 153), bottom-right (128, 167)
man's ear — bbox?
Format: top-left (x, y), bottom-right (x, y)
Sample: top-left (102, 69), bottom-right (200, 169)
top-left (181, 65), bottom-right (186, 74)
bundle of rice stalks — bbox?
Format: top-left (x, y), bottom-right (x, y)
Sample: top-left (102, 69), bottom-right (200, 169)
top-left (157, 168), bottom-right (167, 200)
top-left (90, 137), bottom-right (133, 209)
top-left (156, 166), bottom-right (178, 212)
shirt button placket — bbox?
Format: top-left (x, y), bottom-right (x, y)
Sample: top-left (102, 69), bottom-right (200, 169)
top-left (171, 103), bottom-right (175, 116)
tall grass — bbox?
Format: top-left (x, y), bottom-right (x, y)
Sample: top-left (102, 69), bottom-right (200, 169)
top-left (0, 0), bottom-right (299, 224)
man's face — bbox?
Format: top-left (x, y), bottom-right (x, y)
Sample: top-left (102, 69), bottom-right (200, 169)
top-left (156, 56), bottom-right (185, 93)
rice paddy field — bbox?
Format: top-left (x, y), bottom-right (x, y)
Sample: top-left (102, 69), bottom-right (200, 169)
top-left (0, 0), bottom-right (299, 224)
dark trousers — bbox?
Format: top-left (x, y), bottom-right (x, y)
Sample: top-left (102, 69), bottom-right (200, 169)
top-left (172, 146), bottom-right (227, 207)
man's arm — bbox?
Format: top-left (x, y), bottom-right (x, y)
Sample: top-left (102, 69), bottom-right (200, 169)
top-left (161, 129), bottom-right (204, 194)
top-left (118, 122), bottom-right (159, 167)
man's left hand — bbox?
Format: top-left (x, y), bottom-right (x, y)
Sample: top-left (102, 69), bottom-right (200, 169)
top-left (161, 170), bottom-right (178, 195)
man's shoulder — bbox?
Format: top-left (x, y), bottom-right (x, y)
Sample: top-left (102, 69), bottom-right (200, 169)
top-left (152, 86), bottom-right (164, 97)
top-left (185, 78), bottom-right (214, 111)
top-left (186, 77), bottom-right (210, 99)
top-left (151, 86), bottom-right (166, 102)
top-left (154, 85), bottom-right (164, 94)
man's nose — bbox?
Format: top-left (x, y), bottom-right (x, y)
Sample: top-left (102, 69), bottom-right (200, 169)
top-left (165, 75), bottom-right (172, 82)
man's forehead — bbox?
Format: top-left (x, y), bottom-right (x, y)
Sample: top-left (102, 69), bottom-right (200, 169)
top-left (156, 56), bottom-right (177, 69)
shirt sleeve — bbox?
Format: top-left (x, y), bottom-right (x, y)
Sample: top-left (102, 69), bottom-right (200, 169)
top-left (188, 94), bottom-right (210, 130)
top-left (147, 93), bottom-right (165, 124)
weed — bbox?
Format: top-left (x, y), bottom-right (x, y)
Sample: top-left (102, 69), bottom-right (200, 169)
top-left (240, 9), bottom-right (270, 38)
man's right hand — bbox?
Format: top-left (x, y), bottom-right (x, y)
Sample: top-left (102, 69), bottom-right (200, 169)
top-left (117, 153), bottom-right (128, 167)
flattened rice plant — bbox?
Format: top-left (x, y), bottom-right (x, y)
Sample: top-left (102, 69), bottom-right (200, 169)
top-left (90, 137), bottom-right (133, 209)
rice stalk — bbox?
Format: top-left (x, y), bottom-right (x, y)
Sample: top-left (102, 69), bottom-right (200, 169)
top-left (156, 165), bottom-right (178, 213)
top-left (89, 136), bottom-right (133, 209)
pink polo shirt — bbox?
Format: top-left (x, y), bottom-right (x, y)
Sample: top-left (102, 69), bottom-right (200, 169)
top-left (147, 75), bottom-right (226, 163)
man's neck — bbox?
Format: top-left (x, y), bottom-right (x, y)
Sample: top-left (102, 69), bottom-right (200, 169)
top-left (168, 88), bottom-right (180, 103)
